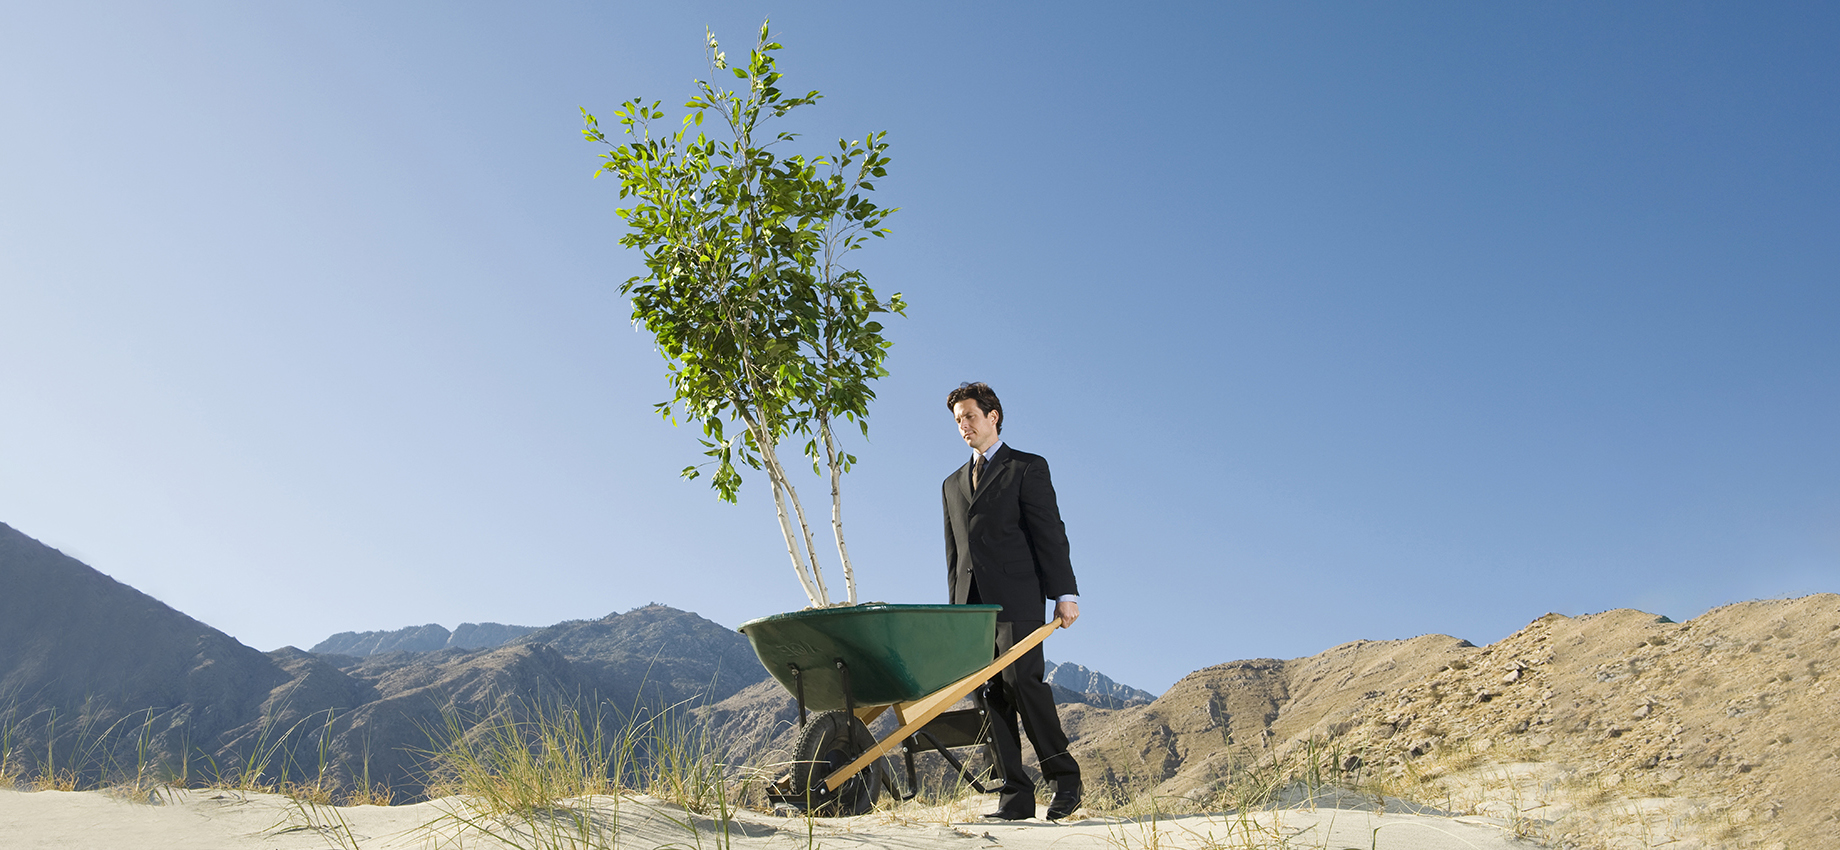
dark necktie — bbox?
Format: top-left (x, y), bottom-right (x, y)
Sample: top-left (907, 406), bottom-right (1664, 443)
top-left (973, 453), bottom-right (987, 490)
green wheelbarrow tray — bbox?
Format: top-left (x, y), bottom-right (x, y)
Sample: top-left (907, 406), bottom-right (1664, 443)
top-left (738, 603), bottom-right (1002, 712)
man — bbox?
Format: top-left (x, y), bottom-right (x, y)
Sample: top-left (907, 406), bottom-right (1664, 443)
top-left (942, 381), bottom-right (1083, 821)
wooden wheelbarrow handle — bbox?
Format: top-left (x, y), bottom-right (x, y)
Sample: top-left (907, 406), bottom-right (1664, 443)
top-left (822, 618), bottom-right (1063, 792)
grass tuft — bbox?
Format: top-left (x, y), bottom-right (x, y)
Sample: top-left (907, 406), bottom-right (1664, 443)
top-left (414, 692), bottom-right (759, 850)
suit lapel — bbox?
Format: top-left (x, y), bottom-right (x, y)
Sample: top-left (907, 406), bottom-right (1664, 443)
top-left (956, 458), bottom-right (975, 507)
top-left (967, 444), bottom-right (1012, 509)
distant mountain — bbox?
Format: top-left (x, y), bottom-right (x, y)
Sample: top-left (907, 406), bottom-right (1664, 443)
top-left (310, 622), bottom-right (537, 656)
top-left (314, 606), bottom-right (766, 717)
top-left (1044, 659), bottom-right (1156, 707)
top-left (293, 606), bottom-right (766, 794)
top-left (511, 605), bottom-right (767, 707)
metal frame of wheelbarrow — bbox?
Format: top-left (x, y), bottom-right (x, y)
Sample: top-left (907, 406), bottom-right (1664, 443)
top-left (789, 619), bottom-right (1062, 799)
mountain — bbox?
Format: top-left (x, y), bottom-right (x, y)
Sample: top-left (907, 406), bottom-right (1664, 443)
top-left (310, 606), bottom-right (767, 711)
top-left (0, 522), bottom-right (761, 798)
top-left (1044, 660), bottom-right (1156, 707)
top-left (294, 640), bottom-right (603, 793)
top-left (1068, 633), bottom-right (1476, 792)
top-left (293, 606), bottom-right (765, 795)
top-left (1062, 598), bottom-right (1840, 850)
top-left (1315, 598), bottom-right (1840, 849)
top-left (510, 605), bottom-right (766, 708)
top-left (0, 522), bottom-right (290, 716)
top-left (309, 622), bottom-right (537, 656)
top-left (0, 521), bottom-right (319, 786)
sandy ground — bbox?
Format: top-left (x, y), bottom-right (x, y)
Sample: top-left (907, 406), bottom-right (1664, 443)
top-left (0, 787), bottom-right (1542, 849)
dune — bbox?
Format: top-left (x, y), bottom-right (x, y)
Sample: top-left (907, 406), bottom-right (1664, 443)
top-left (0, 786), bottom-right (1535, 849)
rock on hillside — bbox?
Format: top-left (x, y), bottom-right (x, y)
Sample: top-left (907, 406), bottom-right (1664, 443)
top-left (310, 622), bottom-right (537, 656)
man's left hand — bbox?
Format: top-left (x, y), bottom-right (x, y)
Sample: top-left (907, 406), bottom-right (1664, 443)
top-left (1055, 599), bottom-right (1080, 628)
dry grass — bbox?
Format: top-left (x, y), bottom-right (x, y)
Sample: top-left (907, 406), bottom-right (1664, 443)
top-left (0, 695), bottom-right (378, 813)
top-left (341, 781), bottom-right (395, 807)
top-left (414, 694), bottom-right (759, 850)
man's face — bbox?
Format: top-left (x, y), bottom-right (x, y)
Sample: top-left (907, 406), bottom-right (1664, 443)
top-left (952, 399), bottom-right (1001, 453)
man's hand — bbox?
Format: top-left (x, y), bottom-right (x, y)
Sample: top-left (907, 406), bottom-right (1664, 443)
top-left (1054, 599), bottom-right (1080, 628)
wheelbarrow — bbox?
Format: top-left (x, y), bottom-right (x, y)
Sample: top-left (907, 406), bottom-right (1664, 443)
top-left (736, 603), bottom-right (1062, 816)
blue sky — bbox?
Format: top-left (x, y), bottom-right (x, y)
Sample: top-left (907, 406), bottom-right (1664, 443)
top-left (3, 2), bottom-right (1835, 694)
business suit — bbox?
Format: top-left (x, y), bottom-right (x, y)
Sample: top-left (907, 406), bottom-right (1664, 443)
top-left (943, 442), bottom-right (1080, 816)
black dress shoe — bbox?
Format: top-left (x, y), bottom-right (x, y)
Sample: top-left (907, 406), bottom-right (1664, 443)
top-left (981, 809), bottom-right (1032, 821)
top-left (1045, 778), bottom-right (1082, 821)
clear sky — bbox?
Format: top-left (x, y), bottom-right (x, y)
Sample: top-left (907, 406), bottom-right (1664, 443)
top-left (3, 2), bottom-right (1836, 694)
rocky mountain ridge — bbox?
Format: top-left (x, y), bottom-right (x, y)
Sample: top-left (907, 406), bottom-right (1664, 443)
top-left (1056, 599), bottom-right (1839, 849)
top-left (1044, 659), bottom-right (1156, 706)
top-left (310, 622), bottom-right (537, 656)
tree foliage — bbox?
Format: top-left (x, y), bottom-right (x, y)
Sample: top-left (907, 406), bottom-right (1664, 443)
top-left (582, 22), bottom-right (902, 607)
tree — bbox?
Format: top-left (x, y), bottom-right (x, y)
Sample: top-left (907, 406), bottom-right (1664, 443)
top-left (582, 22), bottom-right (901, 608)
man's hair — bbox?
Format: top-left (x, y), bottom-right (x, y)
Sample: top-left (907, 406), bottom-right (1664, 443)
top-left (946, 382), bottom-right (1003, 433)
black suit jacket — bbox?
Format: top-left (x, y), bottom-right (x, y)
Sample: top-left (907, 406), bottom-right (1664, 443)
top-left (943, 444), bottom-right (1078, 623)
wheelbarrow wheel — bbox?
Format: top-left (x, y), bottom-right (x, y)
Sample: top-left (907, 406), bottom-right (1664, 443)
top-left (787, 710), bottom-right (881, 816)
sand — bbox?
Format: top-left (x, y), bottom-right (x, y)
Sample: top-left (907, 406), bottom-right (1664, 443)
top-left (0, 787), bottom-right (1539, 849)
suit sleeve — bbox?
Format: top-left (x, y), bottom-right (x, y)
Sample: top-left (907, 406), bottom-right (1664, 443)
top-left (1018, 456), bottom-right (1078, 600)
top-left (943, 482), bottom-right (957, 601)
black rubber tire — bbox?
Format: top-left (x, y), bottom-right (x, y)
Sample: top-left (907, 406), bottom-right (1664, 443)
top-left (787, 710), bottom-right (882, 816)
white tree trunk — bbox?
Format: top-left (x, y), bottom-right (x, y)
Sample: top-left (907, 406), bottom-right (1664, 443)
top-left (744, 415), bottom-right (824, 607)
top-left (761, 444), bottom-right (832, 606)
top-left (820, 417), bottom-right (857, 604)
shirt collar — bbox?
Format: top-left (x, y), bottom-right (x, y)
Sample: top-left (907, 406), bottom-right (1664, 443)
top-left (975, 439), bottom-right (1003, 463)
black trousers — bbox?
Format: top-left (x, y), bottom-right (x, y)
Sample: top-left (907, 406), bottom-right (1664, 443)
top-left (975, 619), bottom-right (1080, 817)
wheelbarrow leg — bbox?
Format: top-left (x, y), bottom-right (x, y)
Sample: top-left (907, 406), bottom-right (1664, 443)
top-left (790, 664), bottom-right (806, 728)
top-left (903, 745), bottom-right (918, 800)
